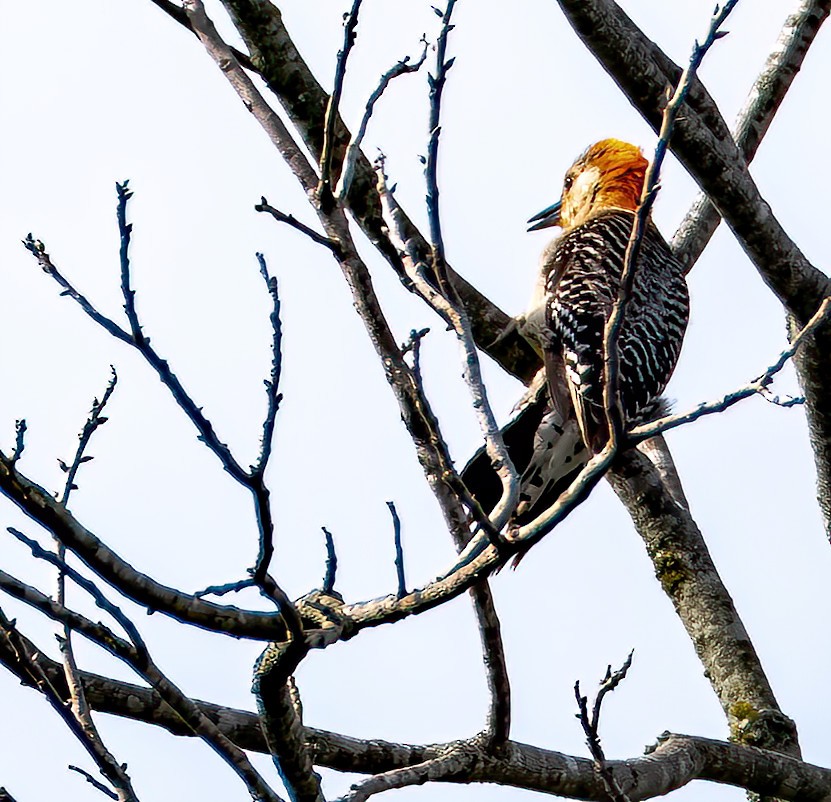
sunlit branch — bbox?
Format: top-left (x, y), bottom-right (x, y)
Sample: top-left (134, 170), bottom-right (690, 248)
top-left (183, 0), bottom-right (318, 193)
top-left (148, 0), bottom-right (257, 71)
top-left (376, 161), bottom-right (517, 535)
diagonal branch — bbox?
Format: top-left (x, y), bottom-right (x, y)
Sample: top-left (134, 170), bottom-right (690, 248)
top-left (672, 0), bottom-right (831, 269)
top-left (0, 608), bottom-right (138, 802)
top-left (629, 297), bottom-right (831, 442)
top-left (0, 570), bottom-right (284, 802)
top-left (0, 450), bottom-right (287, 639)
top-left (183, 0), bottom-right (318, 194)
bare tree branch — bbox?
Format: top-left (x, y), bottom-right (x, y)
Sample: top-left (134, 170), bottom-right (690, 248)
top-left (0, 570), bottom-right (284, 802)
top-left (575, 653), bottom-right (635, 802)
top-left (672, 0), bottom-right (831, 269)
top-left (253, 253), bottom-right (283, 476)
top-left (0, 608), bottom-right (138, 802)
top-left (0, 451), bottom-right (287, 639)
top-left (67, 766), bottom-right (120, 800)
top-left (255, 200), bottom-right (342, 253)
top-left (630, 297), bottom-right (831, 442)
top-left (184, 0), bottom-right (318, 193)
top-left (312, 527), bottom-right (335, 597)
top-left (212, 0), bottom-right (540, 380)
top-left (334, 752), bottom-right (475, 802)
top-left (48, 368), bottom-right (134, 802)
top-left (337, 39), bottom-right (429, 201)
top-left (148, 0), bottom-right (257, 71)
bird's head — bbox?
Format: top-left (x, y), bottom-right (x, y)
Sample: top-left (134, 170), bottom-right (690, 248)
top-left (528, 139), bottom-right (648, 233)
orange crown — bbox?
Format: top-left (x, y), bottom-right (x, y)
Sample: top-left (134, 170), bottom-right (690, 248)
top-left (575, 139), bottom-right (648, 214)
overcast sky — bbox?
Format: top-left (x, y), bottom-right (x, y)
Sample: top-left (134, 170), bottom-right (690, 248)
top-left (1, 1), bottom-right (830, 800)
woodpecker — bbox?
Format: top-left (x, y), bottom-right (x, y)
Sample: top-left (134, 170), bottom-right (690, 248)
top-left (463, 139), bottom-right (689, 523)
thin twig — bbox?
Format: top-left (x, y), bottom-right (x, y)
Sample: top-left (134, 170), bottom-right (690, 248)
top-left (420, 15), bottom-right (524, 527)
top-left (49, 366), bottom-right (128, 799)
top-left (25, 227), bottom-right (248, 484)
top-left (337, 37), bottom-right (429, 201)
top-left (23, 235), bottom-right (132, 345)
top-left (425, 0), bottom-right (457, 295)
top-left (60, 367), bottom-right (118, 505)
top-left (116, 182), bottom-right (142, 342)
top-left (11, 420), bottom-right (26, 466)
top-left (68, 766), bottom-right (119, 800)
top-left (255, 199), bottom-right (342, 254)
top-left (575, 652), bottom-right (635, 802)
top-left (321, 527), bottom-right (337, 594)
top-left (253, 253), bottom-right (283, 477)
top-left (319, 0), bottom-right (364, 209)
top-left (386, 502), bottom-right (406, 599)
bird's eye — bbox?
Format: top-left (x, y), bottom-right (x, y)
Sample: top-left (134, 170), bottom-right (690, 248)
top-left (563, 176), bottom-right (574, 191)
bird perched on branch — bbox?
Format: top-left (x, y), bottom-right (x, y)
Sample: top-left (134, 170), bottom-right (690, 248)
top-left (463, 139), bottom-right (689, 524)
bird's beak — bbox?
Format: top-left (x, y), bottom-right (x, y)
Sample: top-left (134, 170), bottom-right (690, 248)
top-left (527, 200), bottom-right (562, 232)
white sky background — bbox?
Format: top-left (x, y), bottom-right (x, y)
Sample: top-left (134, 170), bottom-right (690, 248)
top-left (1, 1), bottom-right (830, 800)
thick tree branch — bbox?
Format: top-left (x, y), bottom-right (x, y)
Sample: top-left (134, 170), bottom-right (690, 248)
top-left (2, 625), bottom-right (828, 802)
top-left (672, 0), bottom-right (831, 268)
top-left (606, 450), bottom-right (799, 756)
top-left (0, 452), bottom-right (287, 640)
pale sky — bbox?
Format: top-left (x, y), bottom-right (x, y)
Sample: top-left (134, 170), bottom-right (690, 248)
top-left (1, 2), bottom-right (830, 800)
